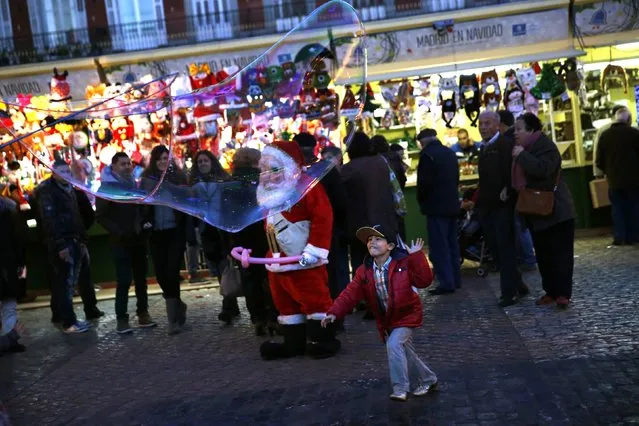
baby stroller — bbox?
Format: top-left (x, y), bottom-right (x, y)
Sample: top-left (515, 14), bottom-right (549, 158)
top-left (458, 186), bottom-right (493, 277)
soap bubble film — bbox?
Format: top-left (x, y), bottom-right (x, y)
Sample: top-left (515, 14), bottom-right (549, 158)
top-left (0, 0), bottom-right (366, 232)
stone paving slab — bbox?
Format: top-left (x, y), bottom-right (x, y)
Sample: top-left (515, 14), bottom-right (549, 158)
top-left (1, 237), bottom-right (638, 426)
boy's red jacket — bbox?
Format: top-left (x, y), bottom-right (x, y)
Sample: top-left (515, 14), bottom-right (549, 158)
top-left (328, 250), bottom-right (433, 341)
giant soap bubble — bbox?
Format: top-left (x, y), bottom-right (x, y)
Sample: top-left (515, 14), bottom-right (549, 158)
top-left (0, 0), bottom-right (366, 231)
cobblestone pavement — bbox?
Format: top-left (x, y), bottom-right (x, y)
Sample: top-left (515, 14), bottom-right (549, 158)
top-left (1, 236), bottom-right (638, 426)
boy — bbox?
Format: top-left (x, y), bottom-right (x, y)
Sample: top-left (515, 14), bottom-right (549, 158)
top-left (322, 225), bottom-right (438, 401)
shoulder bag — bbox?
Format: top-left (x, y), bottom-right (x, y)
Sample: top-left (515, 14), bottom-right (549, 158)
top-left (515, 170), bottom-right (561, 216)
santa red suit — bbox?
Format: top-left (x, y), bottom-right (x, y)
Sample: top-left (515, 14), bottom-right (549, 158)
top-left (257, 140), bottom-right (340, 360)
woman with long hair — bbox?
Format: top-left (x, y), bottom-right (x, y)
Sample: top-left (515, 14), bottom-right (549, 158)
top-left (141, 145), bottom-right (189, 334)
top-left (512, 113), bottom-right (576, 307)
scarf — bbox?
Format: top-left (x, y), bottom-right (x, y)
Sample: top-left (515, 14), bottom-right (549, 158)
top-left (512, 131), bottom-right (541, 191)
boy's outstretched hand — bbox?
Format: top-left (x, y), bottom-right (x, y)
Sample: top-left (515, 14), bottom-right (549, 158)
top-left (321, 314), bottom-right (336, 328)
top-left (407, 238), bottom-right (425, 254)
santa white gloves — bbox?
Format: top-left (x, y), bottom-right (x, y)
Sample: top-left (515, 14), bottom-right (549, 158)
top-left (299, 252), bottom-right (319, 267)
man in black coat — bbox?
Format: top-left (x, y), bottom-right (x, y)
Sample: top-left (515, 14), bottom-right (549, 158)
top-left (96, 152), bottom-right (157, 334)
top-left (596, 107), bottom-right (639, 245)
top-left (294, 132), bottom-right (350, 299)
top-left (476, 111), bottom-right (527, 307)
top-left (416, 128), bottom-right (461, 294)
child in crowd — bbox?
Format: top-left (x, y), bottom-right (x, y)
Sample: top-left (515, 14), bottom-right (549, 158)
top-left (322, 225), bottom-right (438, 401)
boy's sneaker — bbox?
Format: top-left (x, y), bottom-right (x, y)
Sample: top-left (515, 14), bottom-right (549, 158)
top-left (390, 392), bottom-right (407, 401)
top-left (413, 381), bottom-right (439, 396)
top-left (137, 312), bottom-right (157, 328)
top-left (64, 321), bottom-right (91, 334)
top-left (116, 319), bottom-right (134, 334)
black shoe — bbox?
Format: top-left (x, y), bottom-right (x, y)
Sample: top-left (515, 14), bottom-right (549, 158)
top-left (85, 309), bottom-right (105, 320)
top-left (498, 296), bottom-right (518, 307)
top-left (518, 283), bottom-right (530, 297)
top-left (6, 342), bottom-right (26, 353)
top-left (430, 288), bottom-right (455, 295)
top-left (362, 310), bottom-right (375, 320)
top-left (218, 311), bottom-right (233, 324)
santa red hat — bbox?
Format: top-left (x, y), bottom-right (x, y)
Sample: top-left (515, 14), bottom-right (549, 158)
top-left (264, 140), bottom-right (305, 168)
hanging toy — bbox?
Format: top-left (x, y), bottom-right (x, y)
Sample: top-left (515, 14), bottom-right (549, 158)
top-left (50, 68), bottom-right (72, 102)
top-left (601, 64), bottom-right (628, 93)
top-left (480, 70), bottom-right (501, 111)
top-left (531, 63), bottom-right (565, 100)
top-left (297, 70), bottom-right (317, 116)
top-left (503, 70), bottom-right (525, 118)
top-left (414, 77), bottom-right (432, 117)
top-left (174, 108), bottom-right (197, 143)
top-left (340, 84), bottom-right (359, 118)
top-left (188, 63), bottom-right (215, 90)
top-left (381, 109), bottom-right (396, 129)
top-left (437, 76), bottom-right (459, 128)
top-left (459, 74), bottom-right (481, 126)
top-left (559, 58), bottom-right (582, 92)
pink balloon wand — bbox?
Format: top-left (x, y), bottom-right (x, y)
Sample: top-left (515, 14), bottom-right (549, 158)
top-left (231, 247), bottom-right (302, 269)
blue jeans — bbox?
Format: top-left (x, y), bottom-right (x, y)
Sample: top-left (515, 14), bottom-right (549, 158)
top-left (0, 299), bottom-right (17, 335)
top-left (515, 215), bottom-right (536, 267)
top-left (426, 216), bottom-right (461, 290)
top-left (386, 327), bottom-right (438, 394)
top-left (609, 188), bottom-right (639, 244)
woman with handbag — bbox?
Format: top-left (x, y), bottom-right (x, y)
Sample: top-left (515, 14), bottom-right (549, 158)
top-left (188, 151), bottom-right (239, 324)
top-left (512, 113), bottom-right (576, 308)
top-left (141, 145), bottom-right (189, 334)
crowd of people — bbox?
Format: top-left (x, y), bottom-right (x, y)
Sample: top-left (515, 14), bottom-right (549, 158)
top-left (3, 104), bottom-right (633, 400)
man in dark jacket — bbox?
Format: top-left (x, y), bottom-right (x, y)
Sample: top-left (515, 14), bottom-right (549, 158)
top-left (96, 152), bottom-right (157, 334)
top-left (342, 132), bottom-right (399, 275)
top-left (596, 107), bottom-right (639, 245)
top-left (34, 160), bottom-right (98, 333)
top-left (416, 128), bottom-right (461, 294)
top-left (476, 111), bottom-right (526, 307)
top-left (294, 132), bottom-right (350, 300)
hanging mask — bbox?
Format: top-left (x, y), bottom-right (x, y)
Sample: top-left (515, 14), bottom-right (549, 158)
top-left (459, 74), bottom-right (480, 126)
top-left (560, 58), bottom-right (582, 92)
top-left (437, 76), bottom-right (459, 128)
top-left (601, 64), bottom-right (628, 93)
top-left (480, 70), bottom-right (501, 110)
top-left (503, 70), bottom-right (525, 118)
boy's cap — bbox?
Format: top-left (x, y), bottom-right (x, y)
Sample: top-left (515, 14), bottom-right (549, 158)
top-left (356, 224), bottom-right (396, 245)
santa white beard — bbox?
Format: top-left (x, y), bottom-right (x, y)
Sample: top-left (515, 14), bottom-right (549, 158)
top-left (256, 178), bottom-right (297, 210)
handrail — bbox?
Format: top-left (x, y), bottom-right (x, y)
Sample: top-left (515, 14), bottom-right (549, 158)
top-left (0, 0), bottom-right (524, 67)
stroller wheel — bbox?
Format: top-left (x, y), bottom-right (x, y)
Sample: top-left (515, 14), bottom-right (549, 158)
top-left (477, 267), bottom-right (487, 278)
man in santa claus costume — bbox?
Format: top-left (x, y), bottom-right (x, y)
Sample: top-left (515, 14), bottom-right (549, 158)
top-left (256, 140), bottom-right (340, 360)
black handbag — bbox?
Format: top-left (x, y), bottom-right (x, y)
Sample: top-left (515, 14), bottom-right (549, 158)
top-left (219, 256), bottom-right (244, 298)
